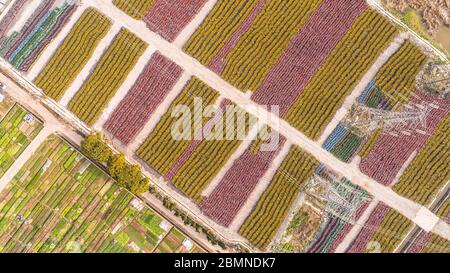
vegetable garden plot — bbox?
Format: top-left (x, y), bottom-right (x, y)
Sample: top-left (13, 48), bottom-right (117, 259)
top-left (35, 8), bottom-right (112, 101)
top-left (0, 104), bottom-right (42, 179)
top-left (0, 135), bottom-right (200, 253)
top-left (283, 9), bottom-right (397, 140)
top-left (322, 124), bottom-right (363, 163)
top-left (200, 128), bottom-right (286, 227)
top-left (346, 203), bottom-right (413, 253)
top-left (136, 77), bottom-right (220, 176)
top-left (0, 1), bottom-right (78, 72)
top-left (104, 52), bottom-right (183, 145)
top-left (153, 228), bottom-right (203, 253)
top-left (239, 146), bottom-right (318, 250)
top-left (113, 0), bottom-right (206, 42)
top-left (68, 28), bottom-right (147, 126)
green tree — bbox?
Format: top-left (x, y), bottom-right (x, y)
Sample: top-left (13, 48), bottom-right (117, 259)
top-left (129, 177), bottom-right (150, 195)
top-left (108, 153), bottom-right (126, 179)
top-left (81, 133), bottom-right (112, 163)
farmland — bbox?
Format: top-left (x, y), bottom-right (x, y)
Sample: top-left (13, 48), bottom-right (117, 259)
top-left (239, 146), bottom-right (318, 250)
top-left (0, 0), bottom-right (77, 72)
top-left (114, 0), bottom-right (206, 41)
top-left (0, 135), bottom-right (202, 253)
top-left (342, 201), bottom-right (450, 253)
top-left (0, 104), bottom-right (42, 178)
top-left (105, 52), bottom-right (183, 145)
top-left (0, 0), bottom-right (448, 254)
top-left (35, 8), bottom-right (112, 101)
top-left (68, 28), bottom-right (147, 126)
top-left (136, 77), bottom-right (220, 177)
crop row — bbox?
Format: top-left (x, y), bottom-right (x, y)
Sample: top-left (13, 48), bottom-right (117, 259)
top-left (183, 0), bottom-right (261, 66)
top-left (136, 77), bottom-right (220, 176)
top-left (2, 0), bottom-right (55, 61)
top-left (375, 41), bottom-right (428, 110)
top-left (0, 0), bottom-right (28, 43)
top-left (112, 0), bottom-right (155, 20)
top-left (283, 9), bottom-right (397, 140)
top-left (143, 0), bottom-right (206, 42)
top-left (1, 1), bottom-right (77, 72)
top-left (217, 0), bottom-right (322, 92)
top-left (35, 8), bottom-right (112, 101)
top-left (357, 42), bottom-right (428, 159)
top-left (391, 115), bottom-right (449, 205)
top-left (200, 130), bottom-right (286, 227)
top-left (104, 52), bottom-right (183, 145)
top-left (171, 103), bottom-right (256, 202)
top-left (250, 0), bottom-right (368, 115)
top-left (69, 28), bottom-right (147, 126)
top-left (360, 90), bottom-right (449, 186)
top-left (0, 104), bottom-right (42, 179)
top-left (239, 146), bottom-right (318, 250)
top-left (322, 123), bottom-right (362, 163)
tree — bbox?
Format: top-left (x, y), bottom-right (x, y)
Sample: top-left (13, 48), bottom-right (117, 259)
top-left (108, 153), bottom-right (126, 179)
top-left (81, 133), bottom-right (112, 163)
top-left (129, 177), bottom-right (150, 195)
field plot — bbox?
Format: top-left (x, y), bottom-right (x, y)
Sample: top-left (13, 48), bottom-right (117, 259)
top-left (0, 0), bottom-right (28, 44)
top-left (68, 28), bottom-right (147, 126)
top-left (0, 0), bottom-right (77, 72)
top-left (154, 228), bottom-right (204, 253)
top-left (392, 116), bottom-right (449, 206)
top-left (104, 52), bottom-right (183, 145)
top-left (113, 0), bottom-right (206, 42)
top-left (0, 135), bottom-right (201, 253)
top-left (35, 8), bottom-right (112, 101)
top-left (200, 130), bottom-right (286, 227)
top-left (306, 178), bottom-right (371, 253)
top-left (0, 104), bottom-right (43, 179)
top-left (346, 203), bottom-right (413, 253)
top-left (239, 146), bottom-right (318, 250)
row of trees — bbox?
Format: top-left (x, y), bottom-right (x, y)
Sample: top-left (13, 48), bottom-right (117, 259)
top-left (81, 133), bottom-right (149, 195)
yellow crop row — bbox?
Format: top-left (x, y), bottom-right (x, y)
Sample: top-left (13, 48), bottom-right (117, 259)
top-left (422, 234), bottom-right (450, 253)
top-left (375, 41), bottom-right (428, 110)
top-left (183, 0), bottom-right (261, 66)
top-left (112, 0), bottom-right (154, 20)
top-left (367, 208), bottom-right (413, 253)
top-left (220, 0), bottom-right (322, 92)
top-left (136, 77), bottom-right (220, 176)
top-left (284, 9), bottom-right (397, 140)
top-left (393, 116), bottom-right (449, 206)
top-left (239, 146), bottom-right (318, 249)
top-left (69, 28), bottom-right (147, 126)
top-left (35, 8), bottom-right (112, 101)
top-left (172, 106), bottom-right (257, 202)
